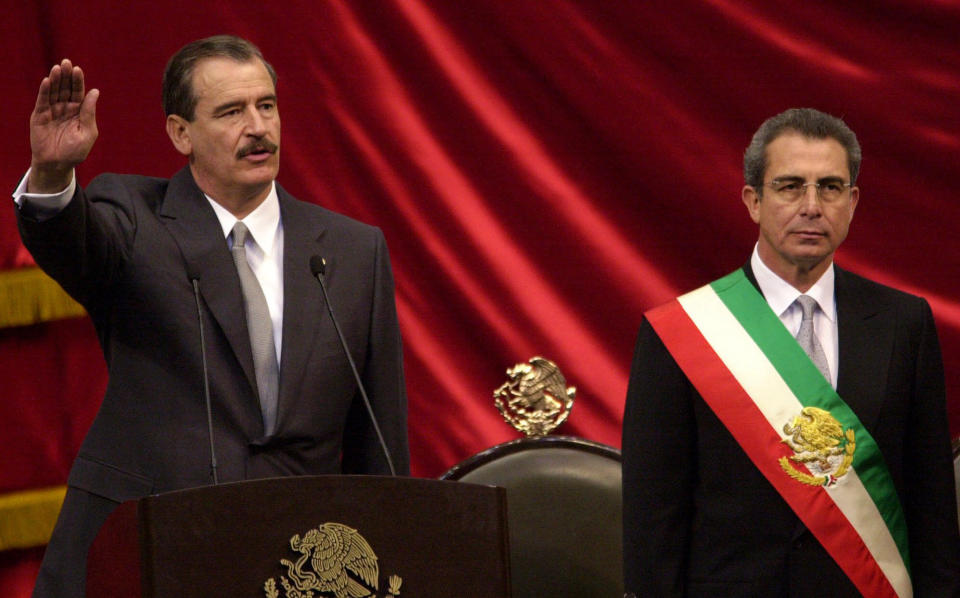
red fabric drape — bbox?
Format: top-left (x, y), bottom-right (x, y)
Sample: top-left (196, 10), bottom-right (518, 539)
top-left (3, 1), bottom-right (959, 593)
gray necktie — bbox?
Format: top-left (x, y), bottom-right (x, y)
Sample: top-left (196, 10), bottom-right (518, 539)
top-left (795, 295), bottom-right (831, 383)
top-left (230, 222), bottom-right (279, 435)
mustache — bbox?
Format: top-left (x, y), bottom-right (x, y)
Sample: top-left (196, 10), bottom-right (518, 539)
top-left (236, 139), bottom-right (279, 159)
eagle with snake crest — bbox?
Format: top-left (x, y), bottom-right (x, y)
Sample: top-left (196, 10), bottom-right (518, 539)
top-left (280, 523), bottom-right (379, 597)
top-left (779, 406), bottom-right (856, 487)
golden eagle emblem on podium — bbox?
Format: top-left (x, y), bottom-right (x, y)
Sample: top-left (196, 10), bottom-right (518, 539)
top-left (264, 522), bottom-right (402, 598)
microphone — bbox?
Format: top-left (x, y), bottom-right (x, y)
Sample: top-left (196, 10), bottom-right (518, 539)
top-left (190, 277), bottom-right (219, 484)
top-left (309, 255), bottom-right (397, 476)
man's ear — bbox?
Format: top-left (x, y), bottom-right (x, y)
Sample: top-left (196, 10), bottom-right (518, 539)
top-left (742, 185), bottom-right (761, 224)
top-left (165, 115), bottom-right (192, 157)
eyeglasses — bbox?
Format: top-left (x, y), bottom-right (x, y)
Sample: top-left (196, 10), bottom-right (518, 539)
top-left (762, 178), bottom-right (853, 203)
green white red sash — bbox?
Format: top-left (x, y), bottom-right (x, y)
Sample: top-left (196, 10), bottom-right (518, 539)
top-left (646, 269), bottom-right (911, 598)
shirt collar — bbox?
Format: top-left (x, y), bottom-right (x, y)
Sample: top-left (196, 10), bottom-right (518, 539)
top-left (750, 244), bottom-right (836, 321)
top-left (206, 182), bottom-right (280, 254)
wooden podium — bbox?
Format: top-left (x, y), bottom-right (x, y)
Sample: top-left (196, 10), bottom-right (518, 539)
top-left (86, 476), bottom-right (511, 597)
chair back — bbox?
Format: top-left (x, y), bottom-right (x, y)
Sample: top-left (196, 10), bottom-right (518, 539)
top-left (442, 436), bottom-right (622, 597)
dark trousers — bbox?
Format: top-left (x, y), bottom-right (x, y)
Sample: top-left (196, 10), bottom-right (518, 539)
top-left (32, 488), bottom-right (119, 598)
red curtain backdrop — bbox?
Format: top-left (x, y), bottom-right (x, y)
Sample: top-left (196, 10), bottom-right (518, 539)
top-left (2, 1), bottom-right (959, 593)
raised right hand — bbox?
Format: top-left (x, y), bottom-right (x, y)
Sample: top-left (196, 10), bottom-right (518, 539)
top-left (28, 59), bottom-right (100, 193)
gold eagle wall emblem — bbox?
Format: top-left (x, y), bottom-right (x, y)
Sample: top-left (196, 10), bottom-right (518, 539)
top-left (264, 522), bottom-right (402, 598)
top-left (493, 356), bottom-right (576, 436)
top-left (779, 406), bottom-right (856, 487)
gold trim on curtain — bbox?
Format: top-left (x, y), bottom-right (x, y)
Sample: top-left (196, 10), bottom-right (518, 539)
top-left (0, 486), bottom-right (65, 550)
top-left (0, 267), bottom-right (85, 328)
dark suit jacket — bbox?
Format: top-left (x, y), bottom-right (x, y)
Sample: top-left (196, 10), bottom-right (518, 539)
top-left (18, 168), bottom-right (409, 597)
top-left (622, 263), bottom-right (960, 597)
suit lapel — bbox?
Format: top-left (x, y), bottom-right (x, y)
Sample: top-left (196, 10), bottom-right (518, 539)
top-left (835, 267), bottom-right (893, 432)
top-left (276, 187), bottom-right (327, 421)
top-left (158, 167), bottom-right (260, 401)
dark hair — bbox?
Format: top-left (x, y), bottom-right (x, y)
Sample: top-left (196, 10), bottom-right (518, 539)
top-left (743, 108), bottom-right (861, 192)
top-left (162, 35), bottom-right (277, 120)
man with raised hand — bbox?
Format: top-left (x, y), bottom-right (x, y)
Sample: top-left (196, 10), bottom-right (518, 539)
top-left (15, 36), bottom-right (408, 597)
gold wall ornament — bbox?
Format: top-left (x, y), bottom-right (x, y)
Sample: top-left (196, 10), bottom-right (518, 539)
top-left (263, 522), bottom-right (402, 598)
top-left (493, 356), bottom-right (576, 437)
top-left (779, 406), bottom-right (856, 487)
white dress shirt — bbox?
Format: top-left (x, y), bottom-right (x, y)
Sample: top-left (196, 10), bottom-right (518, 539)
top-left (208, 186), bottom-right (284, 362)
top-left (751, 244), bottom-right (838, 388)
top-left (12, 168), bottom-right (77, 217)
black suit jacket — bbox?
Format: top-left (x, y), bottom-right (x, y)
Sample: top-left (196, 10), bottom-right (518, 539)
top-left (622, 263), bottom-right (960, 597)
top-left (18, 168), bottom-right (409, 597)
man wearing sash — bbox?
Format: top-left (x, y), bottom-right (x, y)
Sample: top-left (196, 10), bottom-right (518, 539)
top-left (622, 108), bottom-right (960, 597)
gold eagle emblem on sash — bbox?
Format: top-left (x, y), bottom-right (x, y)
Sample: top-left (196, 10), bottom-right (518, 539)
top-left (779, 407), bottom-right (856, 487)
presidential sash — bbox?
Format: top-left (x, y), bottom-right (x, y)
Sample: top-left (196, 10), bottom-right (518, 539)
top-left (646, 269), bottom-right (911, 598)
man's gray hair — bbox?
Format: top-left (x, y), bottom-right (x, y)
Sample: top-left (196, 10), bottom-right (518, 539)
top-left (743, 108), bottom-right (861, 192)
top-left (162, 35), bottom-right (277, 121)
